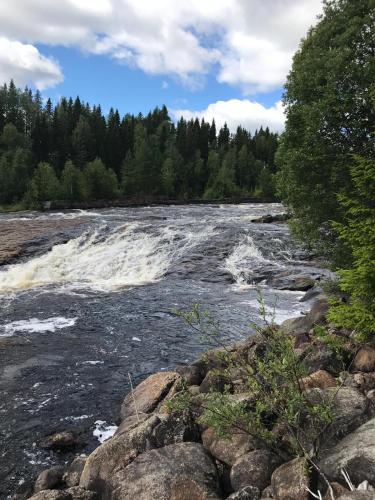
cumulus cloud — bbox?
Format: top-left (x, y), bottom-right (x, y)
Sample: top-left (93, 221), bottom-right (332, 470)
top-left (172, 99), bottom-right (285, 134)
top-left (0, 0), bottom-right (322, 92)
top-left (0, 37), bottom-right (63, 90)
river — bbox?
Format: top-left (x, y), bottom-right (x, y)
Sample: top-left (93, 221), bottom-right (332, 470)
top-left (0, 203), bottom-right (330, 497)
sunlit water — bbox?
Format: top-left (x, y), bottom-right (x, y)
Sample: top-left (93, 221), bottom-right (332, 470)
top-left (0, 203), bottom-right (329, 495)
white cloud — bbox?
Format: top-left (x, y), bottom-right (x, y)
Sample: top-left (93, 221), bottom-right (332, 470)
top-left (0, 37), bottom-right (63, 90)
top-left (0, 0), bottom-right (323, 92)
top-left (172, 99), bottom-right (285, 134)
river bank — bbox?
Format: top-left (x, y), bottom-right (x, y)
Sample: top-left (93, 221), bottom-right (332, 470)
top-left (0, 203), bottom-right (332, 497)
top-left (19, 286), bottom-right (375, 500)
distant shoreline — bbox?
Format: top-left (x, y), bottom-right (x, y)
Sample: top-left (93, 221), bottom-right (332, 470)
top-left (42, 196), bottom-right (278, 211)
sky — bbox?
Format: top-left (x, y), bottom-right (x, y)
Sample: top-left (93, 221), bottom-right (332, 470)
top-left (0, 0), bottom-right (323, 133)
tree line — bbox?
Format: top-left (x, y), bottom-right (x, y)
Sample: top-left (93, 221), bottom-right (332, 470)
top-left (0, 81), bottom-right (279, 206)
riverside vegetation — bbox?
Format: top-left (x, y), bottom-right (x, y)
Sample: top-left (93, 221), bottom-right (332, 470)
top-left (12, 0), bottom-right (375, 499)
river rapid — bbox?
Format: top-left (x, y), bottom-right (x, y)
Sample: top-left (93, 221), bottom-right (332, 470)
top-left (0, 203), bottom-right (330, 496)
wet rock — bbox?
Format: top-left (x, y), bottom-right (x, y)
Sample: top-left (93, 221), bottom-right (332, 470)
top-left (271, 458), bottom-right (310, 500)
top-left (120, 371), bottom-right (180, 420)
top-left (202, 427), bottom-right (260, 467)
top-left (40, 432), bottom-right (78, 451)
top-left (110, 442), bottom-right (221, 499)
top-left (353, 346), bottom-right (375, 373)
top-left (63, 458), bottom-right (86, 488)
top-left (319, 417), bottom-right (375, 485)
top-left (230, 450), bottom-right (282, 492)
top-left (28, 491), bottom-right (72, 500)
top-left (251, 214), bottom-right (290, 224)
top-left (35, 467), bottom-right (65, 492)
top-left (300, 285), bottom-right (324, 302)
top-left (152, 411), bottom-right (201, 447)
top-left (12, 480), bottom-right (34, 500)
top-left (300, 370), bottom-right (337, 390)
top-left (79, 415), bottom-right (160, 496)
top-left (267, 274), bottom-right (315, 292)
top-left (175, 364), bottom-right (205, 386)
top-left (199, 370), bottom-right (231, 393)
top-left (227, 485), bottom-right (261, 499)
top-left (302, 387), bottom-right (368, 450)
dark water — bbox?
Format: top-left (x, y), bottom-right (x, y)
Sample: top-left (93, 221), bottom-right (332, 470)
top-left (0, 204), bottom-right (330, 497)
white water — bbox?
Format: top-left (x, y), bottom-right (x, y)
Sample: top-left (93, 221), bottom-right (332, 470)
top-left (1, 316), bottom-right (77, 336)
top-left (0, 223), bottom-right (214, 293)
top-left (224, 235), bottom-right (269, 286)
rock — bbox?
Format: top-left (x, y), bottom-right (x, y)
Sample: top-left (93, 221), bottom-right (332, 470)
top-left (152, 411), bottom-right (201, 447)
top-left (35, 467), bottom-right (64, 492)
top-left (63, 458), bottom-right (86, 488)
top-left (226, 485), bottom-right (261, 499)
top-left (300, 285), bottom-right (324, 302)
top-left (65, 487), bottom-right (97, 499)
top-left (353, 346), bottom-right (375, 373)
top-left (202, 427), bottom-right (260, 467)
top-left (300, 370), bottom-right (337, 390)
top-left (79, 415), bottom-right (160, 496)
top-left (251, 214), bottom-right (290, 224)
top-left (110, 442), bottom-right (221, 499)
top-left (302, 387), bottom-right (368, 450)
top-left (302, 344), bottom-right (344, 375)
top-left (115, 412), bottom-right (150, 435)
top-left (40, 431), bottom-right (77, 450)
top-left (271, 458), bottom-right (310, 500)
top-left (319, 417), bottom-right (375, 485)
top-left (261, 485), bottom-right (274, 498)
top-left (322, 482), bottom-right (349, 500)
top-left (175, 364), bottom-right (205, 386)
top-left (281, 298), bottom-right (328, 334)
top-left (267, 274), bottom-right (315, 292)
top-left (337, 494), bottom-right (375, 499)
top-left (200, 370), bottom-right (231, 393)
top-left (343, 372), bottom-right (375, 394)
top-left (11, 480), bottom-right (34, 500)
top-left (28, 492), bottom-right (71, 500)
top-left (121, 371), bottom-right (180, 420)
top-left (230, 450), bottom-right (282, 492)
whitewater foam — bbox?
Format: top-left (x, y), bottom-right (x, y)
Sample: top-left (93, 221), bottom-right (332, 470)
top-left (0, 223), bottom-right (214, 294)
top-left (224, 235), bottom-right (268, 286)
top-left (1, 316), bottom-right (77, 336)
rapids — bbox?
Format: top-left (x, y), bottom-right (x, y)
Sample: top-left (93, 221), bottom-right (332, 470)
top-left (0, 203), bottom-right (330, 496)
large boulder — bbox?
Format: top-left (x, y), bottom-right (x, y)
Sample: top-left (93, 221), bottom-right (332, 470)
top-left (353, 346), bottom-right (375, 373)
top-left (152, 411), bottom-right (201, 447)
top-left (34, 467), bottom-right (64, 492)
top-left (199, 370), bottom-right (231, 394)
top-left (110, 442), bottom-right (221, 499)
top-left (63, 458), bottom-right (87, 488)
top-left (120, 371), bottom-right (180, 420)
top-left (79, 415), bottom-right (160, 496)
top-left (302, 387), bottom-right (368, 451)
top-left (202, 427), bottom-right (260, 467)
top-left (319, 417), bottom-right (375, 485)
top-left (40, 431), bottom-right (78, 451)
top-left (230, 450), bottom-right (282, 492)
top-left (175, 365), bottom-right (205, 386)
top-left (281, 298), bottom-right (328, 334)
top-left (302, 344), bottom-right (345, 375)
top-left (271, 458), bottom-right (310, 500)
top-left (337, 494), bottom-right (375, 500)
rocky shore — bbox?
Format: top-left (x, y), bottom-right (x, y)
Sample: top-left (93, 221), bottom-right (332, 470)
top-left (14, 286), bottom-right (375, 500)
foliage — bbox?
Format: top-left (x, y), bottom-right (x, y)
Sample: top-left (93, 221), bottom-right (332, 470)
top-left (276, 0), bottom-right (375, 258)
top-left (327, 157), bottom-right (375, 339)
top-left (84, 158), bottom-right (119, 200)
top-left (0, 80), bottom-right (279, 205)
top-left (28, 162), bottom-right (59, 202)
top-left (171, 297), bottom-right (334, 460)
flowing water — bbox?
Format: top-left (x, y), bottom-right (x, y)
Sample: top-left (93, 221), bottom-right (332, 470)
top-left (0, 203), bottom-right (330, 496)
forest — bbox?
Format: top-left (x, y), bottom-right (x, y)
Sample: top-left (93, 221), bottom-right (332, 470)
top-left (0, 82), bottom-right (278, 207)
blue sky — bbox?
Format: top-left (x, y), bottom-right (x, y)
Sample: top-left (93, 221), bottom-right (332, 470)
top-left (0, 0), bottom-right (322, 132)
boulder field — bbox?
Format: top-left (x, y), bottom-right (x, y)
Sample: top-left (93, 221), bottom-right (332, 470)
top-left (17, 293), bottom-right (375, 500)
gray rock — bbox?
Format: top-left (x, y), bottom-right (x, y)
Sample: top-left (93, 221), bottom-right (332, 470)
top-left (40, 432), bottom-right (78, 451)
top-left (175, 364), bottom-right (205, 386)
top-left (152, 411), bottom-right (201, 447)
top-left (28, 491), bottom-right (71, 500)
top-left (200, 370), bottom-right (231, 394)
top-left (353, 346), bottom-right (375, 373)
top-left (202, 427), bottom-right (260, 467)
top-left (271, 458), bottom-right (310, 500)
top-left (65, 487), bottom-right (97, 499)
top-left (281, 298), bottom-right (328, 334)
top-left (230, 450), bottom-right (282, 492)
top-left (302, 344), bottom-right (344, 375)
top-left (320, 417), bottom-right (375, 485)
top-left (111, 442), bottom-right (221, 499)
top-left (79, 415), bottom-right (160, 496)
top-left (337, 493), bottom-right (375, 500)
top-left (227, 485), bottom-right (261, 499)
top-left (35, 467), bottom-right (64, 492)
top-left (63, 458), bottom-right (86, 488)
